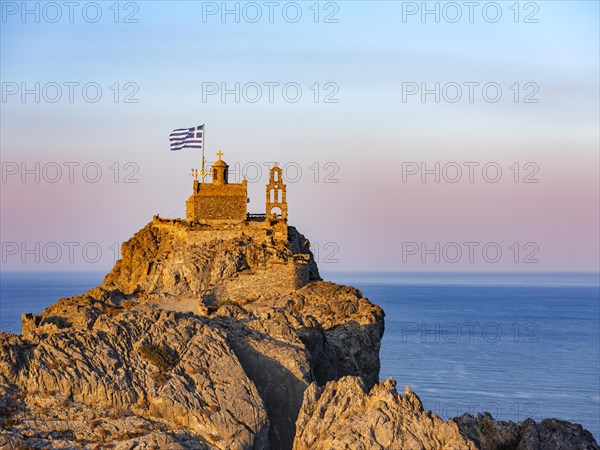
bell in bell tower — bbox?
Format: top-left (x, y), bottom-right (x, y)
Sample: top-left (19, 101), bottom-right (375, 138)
top-left (265, 163), bottom-right (288, 221)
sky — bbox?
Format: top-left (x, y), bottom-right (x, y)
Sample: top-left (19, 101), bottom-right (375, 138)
top-left (1, 0), bottom-right (599, 271)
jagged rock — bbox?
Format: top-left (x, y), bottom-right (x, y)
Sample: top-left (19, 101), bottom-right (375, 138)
top-left (3, 220), bottom-right (385, 450)
top-left (2, 307), bottom-right (270, 450)
top-left (455, 412), bottom-right (600, 450)
top-left (293, 376), bottom-right (477, 449)
top-left (1, 219), bottom-right (597, 449)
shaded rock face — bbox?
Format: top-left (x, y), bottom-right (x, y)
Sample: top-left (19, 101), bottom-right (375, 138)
top-left (455, 412), bottom-right (600, 450)
top-left (211, 282), bottom-right (385, 449)
top-left (291, 282), bottom-right (384, 389)
top-left (293, 376), bottom-right (476, 450)
top-left (1, 219), bottom-right (597, 449)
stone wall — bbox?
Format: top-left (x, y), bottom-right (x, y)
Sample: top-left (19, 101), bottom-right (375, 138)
top-left (213, 257), bottom-right (313, 303)
top-left (186, 181), bottom-right (248, 224)
top-left (153, 216), bottom-right (288, 246)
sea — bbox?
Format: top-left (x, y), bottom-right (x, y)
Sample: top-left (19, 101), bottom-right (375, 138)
top-left (1, 271), bottom-right (599, 440)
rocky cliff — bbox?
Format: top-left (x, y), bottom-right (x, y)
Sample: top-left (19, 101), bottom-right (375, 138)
top-left (0, 219), bottom-right (597, 449)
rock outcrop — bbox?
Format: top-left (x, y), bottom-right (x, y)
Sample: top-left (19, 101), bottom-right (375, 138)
top-left (1, 218), bottom-right (597, 449)
top-left (293, 376), bottom-right (476, 450)
top-left (102, 219), bottom-right (319, 301)
top-left (2, 308), bottom-right (269, 450)
top-left (455, 412), bottom-right (599, 450)
top-left (2, 219), bottom-right (384, 449)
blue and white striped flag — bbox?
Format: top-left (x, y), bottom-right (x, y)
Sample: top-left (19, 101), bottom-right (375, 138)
top-left (169, 124), bottom-right (204, 151)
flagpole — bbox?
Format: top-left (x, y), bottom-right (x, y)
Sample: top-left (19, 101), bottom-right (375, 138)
top-left (201, 123), bottom-right (206, 182)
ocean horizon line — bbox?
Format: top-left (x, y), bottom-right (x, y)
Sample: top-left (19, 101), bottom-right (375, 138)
top-left (1, 270), bottom-right (599, 275)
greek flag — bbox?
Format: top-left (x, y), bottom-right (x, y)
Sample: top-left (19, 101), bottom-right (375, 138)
top-left (170, 124), bottom-right (204, 151)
